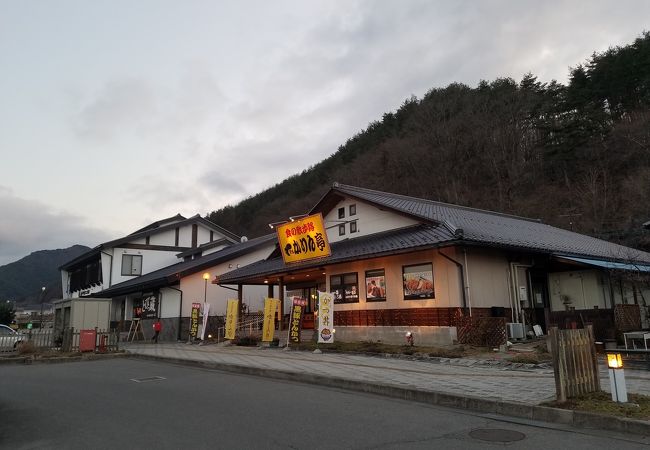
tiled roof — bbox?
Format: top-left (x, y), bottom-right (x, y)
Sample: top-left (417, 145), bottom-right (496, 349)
top-left (217, 224), bottom-right (455, 284)
top-left (93, 234), bottom-right (276, 297)
top-left (326, 184), bottom-right (650, 264)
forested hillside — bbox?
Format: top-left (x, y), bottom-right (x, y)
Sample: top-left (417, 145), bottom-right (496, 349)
top-left (0, 245), bottom-right (90, 304)
top-left (207, 32), bottom-right (650, 252)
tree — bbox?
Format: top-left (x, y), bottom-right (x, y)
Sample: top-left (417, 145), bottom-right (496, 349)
top-left (0, 301), bottom-right (16, 326)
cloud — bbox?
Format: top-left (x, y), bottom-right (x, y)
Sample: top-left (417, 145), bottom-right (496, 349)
top-left (0, 187), bottom-right (111, 266)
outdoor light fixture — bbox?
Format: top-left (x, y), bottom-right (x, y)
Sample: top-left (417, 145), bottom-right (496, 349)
top-left (606, 352), bottom-right (628, 403)
top-left (289, 214), bottom-right (308, 222)
top-left (607, 353), bottom-right (623, 369)
top-left (202, 273), bottom-right (210, 281)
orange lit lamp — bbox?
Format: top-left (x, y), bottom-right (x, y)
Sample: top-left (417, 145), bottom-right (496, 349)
top-left (606, 353), bottom-right (627, 403)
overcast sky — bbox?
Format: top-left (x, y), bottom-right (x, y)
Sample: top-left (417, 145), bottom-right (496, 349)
top-left (0, 1), bottom-right (648, 266)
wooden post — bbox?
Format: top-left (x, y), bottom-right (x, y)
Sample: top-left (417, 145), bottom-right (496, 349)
top-left (549, 327), bottom-right (567, 402)
top-left (237, 284), bottom-right (243, 319)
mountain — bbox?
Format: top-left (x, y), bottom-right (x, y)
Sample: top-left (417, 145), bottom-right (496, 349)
top-left (208, 32), bottom-right (650, 252)
top-left (0, 245), bottom-right (90, 304)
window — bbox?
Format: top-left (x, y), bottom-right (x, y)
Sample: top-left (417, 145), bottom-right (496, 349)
top-left (365, 269), bottom-right (386, 302)
top-left (330, 273), bottom-right (359, 304)
top-left (121, 254), bottom-right (143, 276)
top-left (338, 207), bottom-right (345, 219)
top-left (350, 221), bottom-right (358, 233)
top-left (338, 224), bottom-right (346, 236)
top-left (402, 263), bottom-right (434, 299)
top-left (349, 204), bottom-right (356, 216)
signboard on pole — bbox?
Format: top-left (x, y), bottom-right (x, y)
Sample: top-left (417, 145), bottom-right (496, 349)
top-left (318, 291), bottom-right (335, 343)
top-left (225, 299), bottom-right (239, 340)
top-left (262, 298), bottom-right (279, 342)
top-left (200, 303), bottom-right (210, 340)
top-left (190, 303), bottom-right (201, 339)
top-left (288, 297), bottom-right (306, 344)
top-left (275, 213), bottom-right (331, 264)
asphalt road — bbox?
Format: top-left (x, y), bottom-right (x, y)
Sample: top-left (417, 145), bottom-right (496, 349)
top-left (0, 358), bottom-right (647, 449)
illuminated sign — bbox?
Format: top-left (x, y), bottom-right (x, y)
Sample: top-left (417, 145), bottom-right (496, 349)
top-left (276, 213), bottom-right (331, 264)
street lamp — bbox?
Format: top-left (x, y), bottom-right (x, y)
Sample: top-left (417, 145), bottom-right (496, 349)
top-left (202, 273), bottom-right (210, 304)
top-left (39, 287), bottom-right (46, 329)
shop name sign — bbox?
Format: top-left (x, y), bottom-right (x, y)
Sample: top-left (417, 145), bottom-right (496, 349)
top-left (276, 213), bottom-right (331, 264)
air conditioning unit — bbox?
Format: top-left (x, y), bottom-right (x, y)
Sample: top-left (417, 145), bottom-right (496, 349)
top-left (507, 323), bottom-right (525, 340)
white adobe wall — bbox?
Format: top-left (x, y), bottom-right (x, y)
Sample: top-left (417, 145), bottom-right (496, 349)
top-left (324, 198), bottom-right (419, 244)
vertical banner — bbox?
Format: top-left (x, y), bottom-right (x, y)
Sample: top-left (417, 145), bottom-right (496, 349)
top-left (200, 303), bottom-right (210, 340)
top-left (225, 299), bottom-right (239, 340)
top-left (318, 292), bottom-right (335, 343)
top-left (262, 298), bottom-right (279, 342)
top-left (288, 297), bottom-right (306, 344)
top-left (190, 303), bottom-right (201, 339)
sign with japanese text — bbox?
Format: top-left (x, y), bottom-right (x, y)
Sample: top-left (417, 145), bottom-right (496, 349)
top-left (133, 293), bottom-right (158, 319)
top-left (190, 303), bottom-right (201, 338)
top-left (262, 298), bottom-right (279, 342)
top-left (225, 299), bottom-right (239, 340)
top-left (317, 292), bottom-right (335, 343)
top-left (276, 213), bottom-right (331, 264)
top-left (288, 297), bottom-right (306, 344)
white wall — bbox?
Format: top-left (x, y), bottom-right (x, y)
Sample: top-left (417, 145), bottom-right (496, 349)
top-left (149, 229), bottom-right (176, 246)
top-left (464, 248), bottom-right (511, 308)
top-left (548, 270), bottom-right (607, 310)
top-left (324, 199), bottom-right (419, 244)
top-left (110, 248), bottom-right (179, 286)
top-left (160, 287), bottom-right (181, 319)
top-left (178, 224), bottom-right (193, 247)
top-left (179, 244), bottom-right (275, 316)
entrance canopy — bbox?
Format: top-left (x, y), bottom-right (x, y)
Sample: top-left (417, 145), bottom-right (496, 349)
top-left (554, 255), bottom-right (650, 273)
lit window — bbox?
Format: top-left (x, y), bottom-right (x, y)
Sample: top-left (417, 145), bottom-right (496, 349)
top-left (331, 273), bottom-right (359, 304)
top-left (121, 254), bottom-right (143, 276)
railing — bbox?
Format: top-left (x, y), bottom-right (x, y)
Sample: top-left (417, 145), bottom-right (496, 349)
top-left (217, 313), bottom-right (265, 343)
top-left (13, 328), bottom-right (119, 354)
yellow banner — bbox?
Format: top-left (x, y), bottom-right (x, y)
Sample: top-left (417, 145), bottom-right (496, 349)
top-left (276, 213), bottom-right (331, 264)
top-left (225, 299), bottom-right (239, 340)
top-left (262, 298), bottom-right (278, 342)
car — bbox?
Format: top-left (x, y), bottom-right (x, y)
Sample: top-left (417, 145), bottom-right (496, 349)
top-left (0, 324), bottom-right (25, 351)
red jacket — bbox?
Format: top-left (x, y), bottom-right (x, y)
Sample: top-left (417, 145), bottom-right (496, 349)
top-left (153, 321), bottom-right (162, 332)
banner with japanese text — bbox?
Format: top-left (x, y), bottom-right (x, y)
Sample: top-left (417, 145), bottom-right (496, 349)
top-left (276, 213), bottom-right (331, 264)
top-left (317, 292), bottom-right (335, 343)
top-left (225, 299), bottom-right (239, 340)
top-left (200, 303), bottom-right (210, 340)
top-left (262, 298), bottom-right (279, 342)
top-left (190, 303), bottom-right (201, 338)
top-left (288, 297), bottom-right (306, 344)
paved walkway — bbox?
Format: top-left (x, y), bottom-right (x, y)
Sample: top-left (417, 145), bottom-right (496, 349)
top-left (122, 342), bottom-right (650, 405)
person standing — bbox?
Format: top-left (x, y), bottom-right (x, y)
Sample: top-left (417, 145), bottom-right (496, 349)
top-left (152, 318), bottom-right (162, 343)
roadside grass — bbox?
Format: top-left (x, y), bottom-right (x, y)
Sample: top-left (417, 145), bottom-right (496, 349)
top-left (543, 391), bottom-right (650, 420)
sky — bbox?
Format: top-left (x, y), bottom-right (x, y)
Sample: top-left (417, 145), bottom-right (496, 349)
top-left (0, 0), bottom-right (648, 266)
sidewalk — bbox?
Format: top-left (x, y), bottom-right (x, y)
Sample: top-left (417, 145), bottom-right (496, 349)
top-left (122, 342), bottom-right (650, 405)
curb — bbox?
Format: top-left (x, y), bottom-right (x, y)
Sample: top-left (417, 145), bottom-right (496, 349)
top-left (127, 352), bottom-right (650, 437)
top-left (0, 352), bottom-right (128, 365)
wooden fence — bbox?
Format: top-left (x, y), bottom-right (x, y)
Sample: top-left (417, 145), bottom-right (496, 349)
top-left (548, 326), bottom-right (600, 402)
top-left (456, 317), bottom-right (507, 347)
